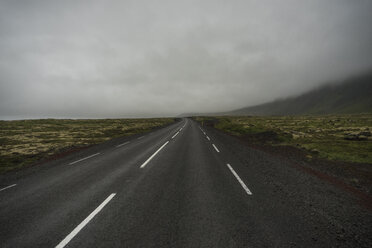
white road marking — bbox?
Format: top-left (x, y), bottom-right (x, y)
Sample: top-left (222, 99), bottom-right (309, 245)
top-left (226, 164), bottom-right (252, 195)
top-left (206, 136), bottom-right (210, 141)
top-left (55, 193), bottom-right (116, 248)
top-left (69, 153), bottom-right (100, 165)
top-left (212, 144), bottom-right (220, 153)
top-left (172, 132), bottom-right (179, 139)
top-left (179, 128), bottom-right (183, 131)
top-left (140, 141), bottom-right (169, 168)
top-left (116, 141), bottom-right (130, 148)
top-left (0, 184), bottom-right (17, 192)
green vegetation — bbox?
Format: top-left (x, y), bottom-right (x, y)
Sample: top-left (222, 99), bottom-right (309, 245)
top-left (0, 118), bottom-right (175, 173)
top-left (196, 115), bottom-right (372, 164)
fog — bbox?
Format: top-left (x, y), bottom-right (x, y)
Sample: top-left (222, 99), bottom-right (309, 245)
top-left (1, 0), bottom-right (372, 119)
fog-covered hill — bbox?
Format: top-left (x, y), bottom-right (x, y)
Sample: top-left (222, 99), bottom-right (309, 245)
top-left (225, 73), bottom-right (372, 116)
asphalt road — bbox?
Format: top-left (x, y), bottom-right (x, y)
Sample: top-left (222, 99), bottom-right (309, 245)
top-left (0, 118), bottom-right (371, 247)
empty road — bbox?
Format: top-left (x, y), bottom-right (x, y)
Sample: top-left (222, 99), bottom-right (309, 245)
top-left (0, 118), bottom-right (371, 247)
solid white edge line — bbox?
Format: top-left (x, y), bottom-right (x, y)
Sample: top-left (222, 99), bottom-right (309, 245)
top-left (0, 184), bottom-right (17, 192)
top-left (226, 164), bottom-right (252, 195)
top-left (140, 141), bottom-right (169, 168)
top-left (212, 144), bottom-right (220, 153)
top-left (172, 132), bottom-right (180, 139)
top-left (69, 153), bottom-right (100, 165)
top-left (206, 136), bottom-right (210, 141)
top-left (116, 141), bottom-right (130, 148)
top-left (55, 193), bottom-right (116, 248)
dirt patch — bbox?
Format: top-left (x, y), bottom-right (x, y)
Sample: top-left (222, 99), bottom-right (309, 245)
top-left (252, 144), bottom-right (371, 194)
top-left (240, 131), bottom-right (282, 144)
top-left (232, 134), bottom-right (372, 204)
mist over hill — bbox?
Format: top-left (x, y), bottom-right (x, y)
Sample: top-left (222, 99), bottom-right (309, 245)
top-left (182, 72), bottom-right (372, 117)
top-left (226, 73), bottom-right (372, 116)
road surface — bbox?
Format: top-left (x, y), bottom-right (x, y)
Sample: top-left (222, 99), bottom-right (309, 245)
top-left (0, 118), bottom-right (371, 247)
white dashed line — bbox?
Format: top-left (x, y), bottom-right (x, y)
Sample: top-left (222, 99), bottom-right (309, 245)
top-left (55, 193), bottom-right (116, 248)
top-left (206, 136), bottom-right (210, 141)
top-left (172, 132), bottom-right (180, 139)
top-left (69, 153), bottom-right (100, 165)
top-left (140, 141), bottom-right (169, 168)
top-left (116, 141), bottom-right (130, 148)
top-left (0, 184), bottom-right (17, 192)
top-left (226, 164), bottom-right (252, 195)
top-left (212, 144), bottom-right (220, 153)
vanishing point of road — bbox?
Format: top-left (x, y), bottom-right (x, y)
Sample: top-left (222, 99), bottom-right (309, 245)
top-left (0, 118), bottom-right (371, 247)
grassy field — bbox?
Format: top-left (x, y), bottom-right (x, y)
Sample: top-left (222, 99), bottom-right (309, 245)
top-left (0, 118), bottom-right (175, 173)
top-left (195, 115), bottom-right (372, 164)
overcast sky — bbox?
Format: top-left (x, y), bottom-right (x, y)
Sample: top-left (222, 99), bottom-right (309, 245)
top-left (1, 0), bottom-right (372, 119)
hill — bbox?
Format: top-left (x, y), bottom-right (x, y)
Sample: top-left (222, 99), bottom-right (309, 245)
top-left (227, 73), bottom-right (372, 116)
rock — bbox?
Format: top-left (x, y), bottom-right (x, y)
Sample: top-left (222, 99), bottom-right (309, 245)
top-left (359, 131), bottom-right (371, 137)
top-left (292, 134), bottom-right (300, 139)
top-left (344, 133), bottom-right (368, 141)
top-left (344, 133), bottom-right (358, 140)
top-left (310, 149), bottom-right (319, 154)
top-left (358, 135), bottom-right (368, 140)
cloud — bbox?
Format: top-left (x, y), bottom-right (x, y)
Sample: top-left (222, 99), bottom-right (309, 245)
top-left (1, 0), bottom-right (372, 118)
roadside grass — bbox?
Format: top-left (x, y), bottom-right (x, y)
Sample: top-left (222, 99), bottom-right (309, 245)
top-left (195, 115), bottom-right (372, 164)
top-left (0, 118), bottom-right (175, 173)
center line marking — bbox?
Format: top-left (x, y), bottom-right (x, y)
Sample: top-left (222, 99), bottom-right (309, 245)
top-left (0, 184), bottom-right (17, 192)
top-left (212, 144), bottom-right (220, 153)
top-left (206, 136), bottom-right (210, 141)
top-left (116, 141), bottom-right (130, 148)
top-left (55, 193), bottom-right (116, 248)
top-left (172, 132), bottom-right (179, 139)
top-left (140, 141), bottom-right (169, 168)
top-left (69, 153), bottom-right (100, 165)
top-left (226, 164), bottom-right (252, 195)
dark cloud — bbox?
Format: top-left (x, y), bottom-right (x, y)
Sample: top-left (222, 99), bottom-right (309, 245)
top-left (1, 0), bottom-right (372, 119)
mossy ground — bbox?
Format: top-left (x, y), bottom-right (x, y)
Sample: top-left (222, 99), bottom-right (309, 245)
top-left (195, 115), bottom-right (372, 164)
top-left (0, 118), bottom-right (175, 173)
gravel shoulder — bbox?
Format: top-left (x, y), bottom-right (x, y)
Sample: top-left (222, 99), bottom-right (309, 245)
top-left (204, 123), bottom-right (372, 247)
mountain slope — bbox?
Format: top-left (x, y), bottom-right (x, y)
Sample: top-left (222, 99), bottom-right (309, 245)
top-left (228, 73), bottom-right (372, 116)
